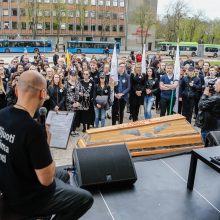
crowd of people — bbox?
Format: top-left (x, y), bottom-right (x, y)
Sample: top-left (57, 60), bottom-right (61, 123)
top-left (0, 51), bottom-right (220, 138)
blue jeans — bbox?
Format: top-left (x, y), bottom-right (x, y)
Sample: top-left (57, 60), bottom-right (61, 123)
top-left (95, 107), bottom-right (106, 128)
top-left (144, 96), bottom-right (155, 119)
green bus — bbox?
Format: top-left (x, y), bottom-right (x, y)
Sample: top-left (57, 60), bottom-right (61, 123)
top-left (158, 42), bottom-right (198, 57)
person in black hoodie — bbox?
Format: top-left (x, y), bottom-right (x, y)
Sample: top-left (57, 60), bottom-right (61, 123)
top-left (129, 64), bottom-right (146, 121)
top-left (179, 66), bottom-right (201, 123)
top-left (48, 73), bottom-right (66, 111)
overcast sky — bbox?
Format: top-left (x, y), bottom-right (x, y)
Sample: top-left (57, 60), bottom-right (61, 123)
top-left (157, 0), bottom-right (220, 20)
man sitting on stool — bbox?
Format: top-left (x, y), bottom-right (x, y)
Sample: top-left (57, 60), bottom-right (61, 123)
top-left (0, 70), bottom-right (93, 220)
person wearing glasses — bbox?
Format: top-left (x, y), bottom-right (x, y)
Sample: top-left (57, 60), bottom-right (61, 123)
top-left (0, 70), bottom-right (93, 220)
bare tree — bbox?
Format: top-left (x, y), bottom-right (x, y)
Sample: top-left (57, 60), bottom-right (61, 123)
top-left (134, 5), bottom-right (156, 50)
top-left (76, 0), bottom-right (88, 40)
top-left (165, 0), bottom-right (188, 41)
top-left (21, 0), bottom-right (40, 39)
top-left (52, 0), bottom-right (67, 46)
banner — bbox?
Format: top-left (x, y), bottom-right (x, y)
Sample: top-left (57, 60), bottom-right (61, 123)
top-left (173, 44), bottom-right (181, 113)
top-left (141, 44), bottom-right (146, 74)
top-left (110, 43), bottom-right (118, 83)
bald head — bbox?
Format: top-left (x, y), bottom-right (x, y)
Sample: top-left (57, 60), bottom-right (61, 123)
top-left (17, 70), bottom-right (46, 96)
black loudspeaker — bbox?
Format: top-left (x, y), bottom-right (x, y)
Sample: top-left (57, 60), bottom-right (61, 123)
top-left (73, 144), bottom-right (137, 188)
top-left (206, 131), bottom-right (220, 147)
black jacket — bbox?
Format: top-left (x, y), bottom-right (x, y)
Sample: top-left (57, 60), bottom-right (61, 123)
top-left (198, 93), bottom-right (220, 131)
top-left (48, 85), bottom-right (66, 111)
top-left (93, 84), bottom-right (111, 109)
top-left (179, 76), bottom-right (201, 99)
top-left (130, 73), bottom-right (146, 105)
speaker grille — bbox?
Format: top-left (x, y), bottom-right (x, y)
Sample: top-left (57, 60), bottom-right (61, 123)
top-left (73, 144), bottom-right (137, 187)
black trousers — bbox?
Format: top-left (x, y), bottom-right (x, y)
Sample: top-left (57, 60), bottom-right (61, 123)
top-left (160, 98), bottom-right (175, 117)
top-left (112, 98), bottom-right (127, 125)
top-left (10, 169), bottom-right (93, 220)
top-left (130, 103), bottom-right (141, 122)
top-left (182, 97), bottom-right (195, 123)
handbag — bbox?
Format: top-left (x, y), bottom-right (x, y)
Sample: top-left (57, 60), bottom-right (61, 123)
top-left (95, 95), bottom-right (108, 108)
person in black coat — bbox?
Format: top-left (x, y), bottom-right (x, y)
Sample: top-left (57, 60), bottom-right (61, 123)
top-left (179, 66), bottom-right (201, 123)
top-left (6, 73), bottom-right (20, 106)
top-left (0, 75), bottom-right (7, 109)
top-left (129, 64), bottom-right (146, 121)
top-left (48, 73), bottom-right (66, 111)
top-left (53, 52), bottom-right (59, 66)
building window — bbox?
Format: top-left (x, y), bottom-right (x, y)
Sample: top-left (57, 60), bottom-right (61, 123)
top-left (113, 0), bottom-right (117, 7)
top-left (38, 10), bottom-right (43, 16)
top-left (12, 22), bottom-right (17, 29)
top-left (44, 0), bottom-right (50, 3)
top-left (4, 22), bottom-right (9, 29)
top-left (84, 25), bottom-right (88, 31)
top-left (112, 25), bottom-right (117, 32)
top-left (3, 0), bottom-right (8, 2)
top-left (91, 25), bottom-right (96, 31)
top-left (98, 0), bottom-right (103, 5)
top-left (100, 37), bottom-right (107, 41)
top-left (3, 9), bottom-right (9, 16)
top-left (119, 13), bottom-right (124, 19)
top-left (106, 0), bottom-right (110, 6)
top-left (76, 25), bottom-right (81, 31)
top-left (105, 12), bottom-right (111, 19)
top-left (37, 23), bottom-right (43, 30)
top-left (91, 0), bottom-right (96, 5)
top-left (44, 10), bottom-right (50, 17)
top-left (45, 22), bottom-right (50, 30)
top-left (11, 9), bottom-right (17, 16)
top-left (112, 13), bottom-right (117, 19)
top-left (119, 0), bottom-right (124, 7)
top-left (119, 25), bottom-right (124, 32)
top-left (85, 11), bottom-right (89, 17)
top-left (84, 0), bottom-right (88, 4)
top-left (98, 12), bottom-right (103, 19)
top-left (20, 9), bottom-right (26, 16)
top-left (53, 23), bottom-right (58, 30)
top-left (53, 11), bottom-right (56, 16)
top-left (68, 0), bottom-right (74, 3)
top-left (76, 10), bottom-right (80, 17)
top-left (69, 24), bottom-right (74, 30)
top-left (90, 11), bottom-right (96, 18)
top-left (21, 22), bottom-right (26, 30)
top-left (98, 25), bottom-right (103, 31)
top-left (68, 11), bottom-right (74, 17)
top-left (61, 11), bottom-right (66, 17)
top-left (61, 23), bottom-right (66, 30)
top-left (105, 25), bottom-right (110, 32)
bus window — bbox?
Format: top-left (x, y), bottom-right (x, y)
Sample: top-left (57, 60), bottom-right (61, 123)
top-left (205, 47), bottom-right (218, 52)
top-left (160, 45), bottom-right (167, 51)
top-left (45, 41), bottom-right (51, 47)
top-left (17, 41), bottom-right (24, 47)
top-left (35, 41), bottom-right (44, 47)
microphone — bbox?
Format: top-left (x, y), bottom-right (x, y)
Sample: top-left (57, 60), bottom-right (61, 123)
top-left (38, 107), bottom-right (47, 127)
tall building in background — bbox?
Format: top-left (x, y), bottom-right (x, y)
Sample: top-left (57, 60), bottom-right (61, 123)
top-left (0, 0), bottom-right (157, 51)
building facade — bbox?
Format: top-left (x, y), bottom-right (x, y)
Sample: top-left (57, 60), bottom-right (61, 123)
top-left (0, 0), bottom-right (157, 51)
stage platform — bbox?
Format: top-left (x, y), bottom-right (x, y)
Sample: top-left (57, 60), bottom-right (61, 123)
top-left (74, 154), bottom-right (220, 220)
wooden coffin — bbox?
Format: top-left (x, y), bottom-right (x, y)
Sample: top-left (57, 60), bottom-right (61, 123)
top-left (77, 114), bottom-right (204, 157)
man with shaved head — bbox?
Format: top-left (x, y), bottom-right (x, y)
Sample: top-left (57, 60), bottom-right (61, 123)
top-left (0, 71), bottom-right (93, 219)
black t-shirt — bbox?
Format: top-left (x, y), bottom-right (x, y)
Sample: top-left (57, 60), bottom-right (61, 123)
top-left (0, 106), bottom-right (55, 208)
